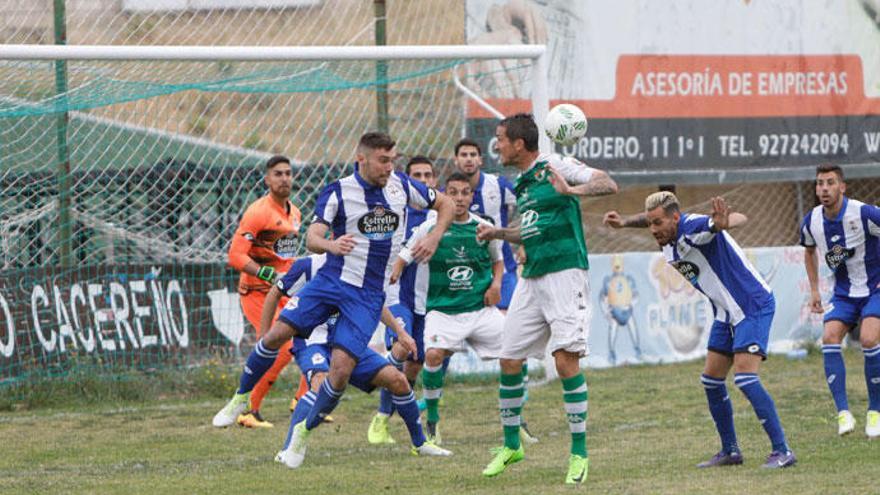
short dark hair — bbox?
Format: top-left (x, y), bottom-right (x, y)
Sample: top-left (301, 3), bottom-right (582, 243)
top-left (816, 163), bottom-right (844, 181)
top-left (266, 155), bottom-right (290, 171)
top-left (454, 138), bottom-right (482, 156)
top-left (406, 155), bottom-right (433, 174)
top-left (498, 113), bottom-right (539, 152)
top-left (445, 172), bottom-right (471, 186)
top-left (358, 131), bottom-right (396, 152)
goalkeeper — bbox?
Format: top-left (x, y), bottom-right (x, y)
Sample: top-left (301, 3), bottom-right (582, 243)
top-left (225, 155), bottom-right (306, 429)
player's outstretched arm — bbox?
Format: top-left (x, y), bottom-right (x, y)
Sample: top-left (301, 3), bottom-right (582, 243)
top-left (306, 222), bottom-right (356, 256)
top-left (548, 165), bottom-right (618, 197)
top-left (709, 197), bottom-right (749, 231)
top-left (260, 285), bottom-right (283, 335)
top-left (411, 192), bottom-right (454, 263)
top-left (803, 246), bottom-right (824, 313)
top-left (603, 211), bottom-right (649, 229)
top-left (476, 222), bottom-right (522, 244)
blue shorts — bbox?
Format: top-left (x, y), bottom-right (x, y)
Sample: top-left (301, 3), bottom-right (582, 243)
top-left (278, 272), bottom-right (386, 357)
top-left (383, 304), bottom-right (425, 363)
top-left (824, 292), bottom-right (880, 326)
top-left (707, 298), bottom-right (775, 359)
top-left (498, 271), bottom-right (518, 310)
top-left (294, 343), bottom-right (331, 385)
top-left (293, 342), bottom-right (389, 394)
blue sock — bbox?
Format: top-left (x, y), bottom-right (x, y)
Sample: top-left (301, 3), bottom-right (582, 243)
top-left (441, 356), bottom-right (451, 375)
top-left (822, 344), bottom-right (849, 412)
top-left (378, 388), bottom-right (394, 415)
top-left (863, 345), bottom-right (880, 411)
top-left (282, 390), bottom-right (316, 449)
top-left (734, 373), bottom-right (789, 453)
top-left (392, 390), bottom-right (426, 447)
top-left (378, 353), bottom-right (404, 416)
top-left (236, 340), bottom-right (279, 394)
top-left (701, 374), bottom-right (739, 454)
top-left (305, 380), bottom-right (342, 430)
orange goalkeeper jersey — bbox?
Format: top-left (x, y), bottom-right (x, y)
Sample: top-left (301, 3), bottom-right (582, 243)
top-left (228, 195), bottom-right (302, 295)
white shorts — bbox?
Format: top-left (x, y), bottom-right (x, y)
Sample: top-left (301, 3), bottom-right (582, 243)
top-left (501, 268), bottom-right (591, 359)
top-left (424, 306), bottom-right (504, 360)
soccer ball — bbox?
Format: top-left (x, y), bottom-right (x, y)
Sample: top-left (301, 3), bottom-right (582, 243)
top-left (543, 103), bottom-right (588, 146)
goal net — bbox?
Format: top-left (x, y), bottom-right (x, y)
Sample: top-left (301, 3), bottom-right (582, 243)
top-left (0, 3), bottom-right (547, 386)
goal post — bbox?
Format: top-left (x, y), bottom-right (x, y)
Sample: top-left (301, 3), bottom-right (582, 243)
top-left (0, 42), bottom-right (548, 385)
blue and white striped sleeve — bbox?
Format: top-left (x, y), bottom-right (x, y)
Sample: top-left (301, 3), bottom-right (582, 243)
top-left (862, 204), bottom-right (880, 238)
top-left (799, 212), bottom-right (816, 247)
top-left (313, 181), bottom-right (340, 225)
top-left (401, 172), bottom-right (437, 210)
top-left (276, 257), bottom-right (312, 296)
top-left (681, 214), bottom-right (715, 245)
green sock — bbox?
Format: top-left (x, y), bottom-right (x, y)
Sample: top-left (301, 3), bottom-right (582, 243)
top-left (500, 372), bottom-right (524, 450)
top-left (421, 364), bottom-right (445, 424)
top-left (562, 373), bottom-right (588, 457)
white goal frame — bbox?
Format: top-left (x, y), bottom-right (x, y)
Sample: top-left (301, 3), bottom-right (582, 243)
top-left (0, 43), bottom-right (551, 151)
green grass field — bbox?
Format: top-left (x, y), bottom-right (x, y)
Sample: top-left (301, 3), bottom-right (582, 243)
top-left (1, 350), bottom-right (878, 495)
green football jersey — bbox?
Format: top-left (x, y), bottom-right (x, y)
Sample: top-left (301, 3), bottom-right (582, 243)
top-left (403, 213), bottom-right (502, 315)
top-left (515, 154), bottom-right (590, 278)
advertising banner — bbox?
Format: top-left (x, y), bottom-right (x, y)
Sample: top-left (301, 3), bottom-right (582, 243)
top-left (0, 264), bottom-right (241, 383)
top-left (465, 0), bottom-right (880, 181)
top-left (446, 246), bottom-right (827, 375)
top-left (0, 250), bottom-right (830, 381)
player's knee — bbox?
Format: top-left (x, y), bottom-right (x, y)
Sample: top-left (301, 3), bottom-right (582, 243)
top-left (310, 372), bottom-right (327, 392)
top-left (499, 358), bottom-right (523, 375)
top-left (860, 334), bottom-right (880, 349)
top-left (390, 341), bottom-right (409, 361)
top-left (265, 322), bottom-right (295, 348)
top-left (326, 372), bottom-right (349, 392)
top-left (822, 324), bottom-right (847, 344)
top-left (425, 349), bottom-right (444, 367)
top-left (386, 370), bottom-right (411, 395)
top-left (404, 362), bottom-right (422, 381)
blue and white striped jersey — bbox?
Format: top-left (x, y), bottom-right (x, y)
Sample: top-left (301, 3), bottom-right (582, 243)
top-left (469, 172), bottom-right (518, 273)
top-left (313, 170), bottom-right (436, 293)
top-left (276, 254), bottom-right (331, 347)
top-left (662, 213), bottom-right (773, 325)
top-left (390, 206), bottom-right (430, 313)
top-left (799, 196), bottom-right (880, 298)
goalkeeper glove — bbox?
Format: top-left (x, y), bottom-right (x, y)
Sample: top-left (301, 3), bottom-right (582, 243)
top-left (256, 265), bottom-right (277, 283)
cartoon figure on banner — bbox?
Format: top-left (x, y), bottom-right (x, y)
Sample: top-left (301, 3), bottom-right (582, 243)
top-left (599, 254), bottom-right (642, 365)
top-left (648, 255), bottom-right (710, 355)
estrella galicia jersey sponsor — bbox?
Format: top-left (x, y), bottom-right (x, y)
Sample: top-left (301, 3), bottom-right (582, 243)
top-left (800, 196), bottom-right (880, 298)
top-left (313, 169), bottom-right (436, 292)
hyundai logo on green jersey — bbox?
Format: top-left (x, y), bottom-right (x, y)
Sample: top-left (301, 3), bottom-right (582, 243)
top-left (447, 265), bottom-right (474, 281)
top-left (521, 210), bottom-right (539, 228)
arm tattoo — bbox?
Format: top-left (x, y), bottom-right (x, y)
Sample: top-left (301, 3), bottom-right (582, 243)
top-left (623, 213), bottom-right (649, 228)
top-left (576, 176), bottom-right (618, 197)
top-left (584, 177), bottom-right (617, 196)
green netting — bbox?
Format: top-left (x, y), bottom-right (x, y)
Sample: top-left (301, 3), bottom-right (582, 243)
top-left (0, 1), bottom-right (542, 390)
top-left (0, 59), bottom-right (466, 118)
top-left (0, 59), bottom-right (533, 389)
